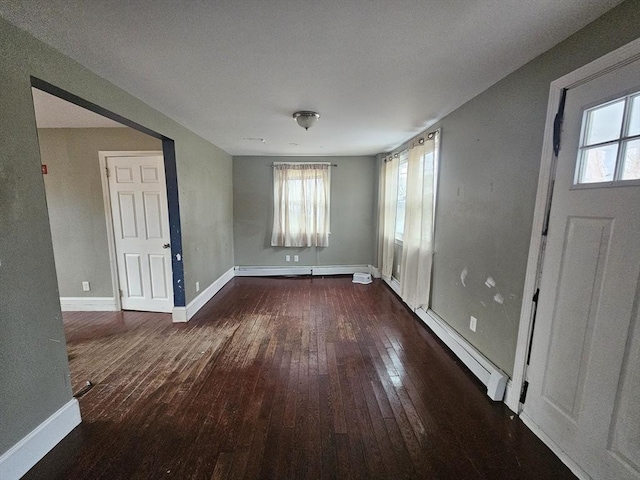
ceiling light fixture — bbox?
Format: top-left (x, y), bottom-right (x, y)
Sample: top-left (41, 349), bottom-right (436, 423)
top-left (293, 111), bottom-right (320, 130)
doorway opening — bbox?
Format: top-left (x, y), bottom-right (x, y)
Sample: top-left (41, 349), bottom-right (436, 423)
top-left (31, 78), bottom-right (185, 315)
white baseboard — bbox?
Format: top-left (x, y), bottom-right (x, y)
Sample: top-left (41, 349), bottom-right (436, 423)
top-left (59, 297), bottom-right (118, 311)
top-left (172, 307), bottom-right (187, 322)
top-left (234, 264), bottom-right (370, 277)
top-left (414, 308), bottom-right (508, 401)
top-left (0, 399), bottom-right (81, 480)
top-left (520, 413), bottom-right (590, 480)
top-left (172, 267), bottom-right (235, 323)
top-left (504, 380), bottom-right (514, 412)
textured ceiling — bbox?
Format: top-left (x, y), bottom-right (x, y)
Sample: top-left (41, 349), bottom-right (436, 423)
top-left (2, 0), bottom-right (623, 155)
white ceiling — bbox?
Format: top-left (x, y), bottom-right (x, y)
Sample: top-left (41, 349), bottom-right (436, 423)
top-left (32, 88), bottom-right (124, 128)
top-left (2, 0), bottom-right (623, 156)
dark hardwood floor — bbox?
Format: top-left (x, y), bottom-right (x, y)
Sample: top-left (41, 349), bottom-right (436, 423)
top-left (25, 277), bottom-right (575, 479)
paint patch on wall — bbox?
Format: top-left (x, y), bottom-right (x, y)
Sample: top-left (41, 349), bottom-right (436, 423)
top-left (494, 293), bottom-right (504, 304)
top-left (485, 276), bottom-right (495, 288)
top-left (460, 267), bottom-right (468, 287)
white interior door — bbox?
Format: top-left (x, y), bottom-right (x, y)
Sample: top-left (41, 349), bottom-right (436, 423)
top-left (523, 58), bottom-right (640, 479)
top-left (107, 155), bottom-right (174, 313)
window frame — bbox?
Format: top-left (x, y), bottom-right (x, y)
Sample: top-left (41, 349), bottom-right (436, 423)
top-left (573, 90), bottom-right (640, 188)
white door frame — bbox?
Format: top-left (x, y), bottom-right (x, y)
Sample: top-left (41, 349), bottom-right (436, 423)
top-left (98, 150), bottom-right (166, 311)
top-left (508, 37), bottom-right (640, 413)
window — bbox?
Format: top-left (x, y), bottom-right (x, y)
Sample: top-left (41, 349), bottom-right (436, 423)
top-left (271, 162), bottom-right (331, 247)
top-left (395, 150), bottom-right (409, 241)
top-left (575, 91), bottom-right (640, 185)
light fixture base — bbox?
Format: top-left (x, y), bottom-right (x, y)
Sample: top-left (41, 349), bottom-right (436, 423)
top-left (293, 111), bottom-right (320, 130)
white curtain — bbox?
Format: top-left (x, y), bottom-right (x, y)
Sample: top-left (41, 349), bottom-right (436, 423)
top-left (380, 156), bottom-right (398, 280)
top-left (271, 163), bottom-right (330, 247)
top-left (399, 133), bottom-right (437, 309)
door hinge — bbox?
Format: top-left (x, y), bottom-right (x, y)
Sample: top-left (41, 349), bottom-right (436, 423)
top-left (526, 288), bottom-right (540, 366)
top-left (553, 88), bottom-right (567, 157)
top-left (519, 380), bottom-right (529, 404)
top-left (119, 289), bottom-right (124, 297)
top-left (541, 180), bottom-right (554, 237)
top-left (105, 166), bottom-right (110, 178)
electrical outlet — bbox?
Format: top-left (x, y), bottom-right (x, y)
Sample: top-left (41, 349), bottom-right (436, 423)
top-left (285, 255), bottom-right (291, 262)
top-left (196, 281), bottom-right (200, 292)
top-left (470, 316), bottom-right (477, 332)
top-left (294, 255), bottom-right (299, 262)
top-left (82, 281), bottom-right (90, 292)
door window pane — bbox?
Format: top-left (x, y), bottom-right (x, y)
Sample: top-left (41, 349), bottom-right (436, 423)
top-left (584, 100), bottom-right (625, 145)
top-left (579, 144), bottom-right (618, 183)
top-left (620, 139), bottom-right (640, 180)
top-left (628, 94), bottom-right (640, 137)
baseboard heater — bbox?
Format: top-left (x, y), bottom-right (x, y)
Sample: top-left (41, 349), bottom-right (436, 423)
top-left (413, 307), bottom-right (508, 401)
top-left (234, 265), bottom-right (370, 277)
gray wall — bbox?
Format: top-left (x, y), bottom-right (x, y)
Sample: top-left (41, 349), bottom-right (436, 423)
top-left (234, 156), bottom-right (376, 266)
top-left (425, 1), bottom-right (640, 376)
top-left (39, 128), bottom-right (162, 298)
top-left (0, 17), bottom-right (233, 456)
top-left (179, 135), bottom-right (234, 300)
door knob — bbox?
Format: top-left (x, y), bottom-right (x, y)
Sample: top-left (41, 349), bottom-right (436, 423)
top-left (162, 243), bottom-right (171, 249)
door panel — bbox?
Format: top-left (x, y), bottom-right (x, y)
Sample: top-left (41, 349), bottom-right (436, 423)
top-left (141, 165), bottom-right (160, 183)
top-left (524, 58), bottom-right (640, 479)
top-left (108, 155), bottom-right (173, 313)
top-left (541, 216), bottom-right (612, 419)
top-left (124, 253), bottom-right (143, 298)
top-left (149, 254), bottom-right (169, 299)
top-left (118, 192), bottom-right (138, 238)
top-left (143, 192), bottom-right (163, 239)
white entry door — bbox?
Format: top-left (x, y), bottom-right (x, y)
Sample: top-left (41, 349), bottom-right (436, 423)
top-left (523, 58), bottom-right (640, 479)
top-left (107, 154), bottom-right (174, 313)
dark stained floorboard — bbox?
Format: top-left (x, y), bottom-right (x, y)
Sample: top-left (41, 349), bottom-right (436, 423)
top-left (24, 277), bottom-right (576, 479)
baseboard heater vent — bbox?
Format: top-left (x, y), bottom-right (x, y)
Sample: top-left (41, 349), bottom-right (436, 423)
top-left (414, 308), bottom-right (508, 401)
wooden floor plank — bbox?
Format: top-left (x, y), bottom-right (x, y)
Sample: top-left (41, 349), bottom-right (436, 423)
top-left (25, 277), bottom-right (577, 480)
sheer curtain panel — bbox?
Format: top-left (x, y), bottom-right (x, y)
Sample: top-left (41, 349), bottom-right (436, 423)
top-left (380, 156), bottom-right (398, 280)
top-left (271, 163), bottom-right (330, 247)
top-left (399, 133), bottom-right (437, 309)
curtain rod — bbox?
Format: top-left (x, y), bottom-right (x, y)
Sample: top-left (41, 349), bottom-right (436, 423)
top-left (383, 128), bottom-right (439, 162)
top-left (272, 162), bottom-right (337, 167)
